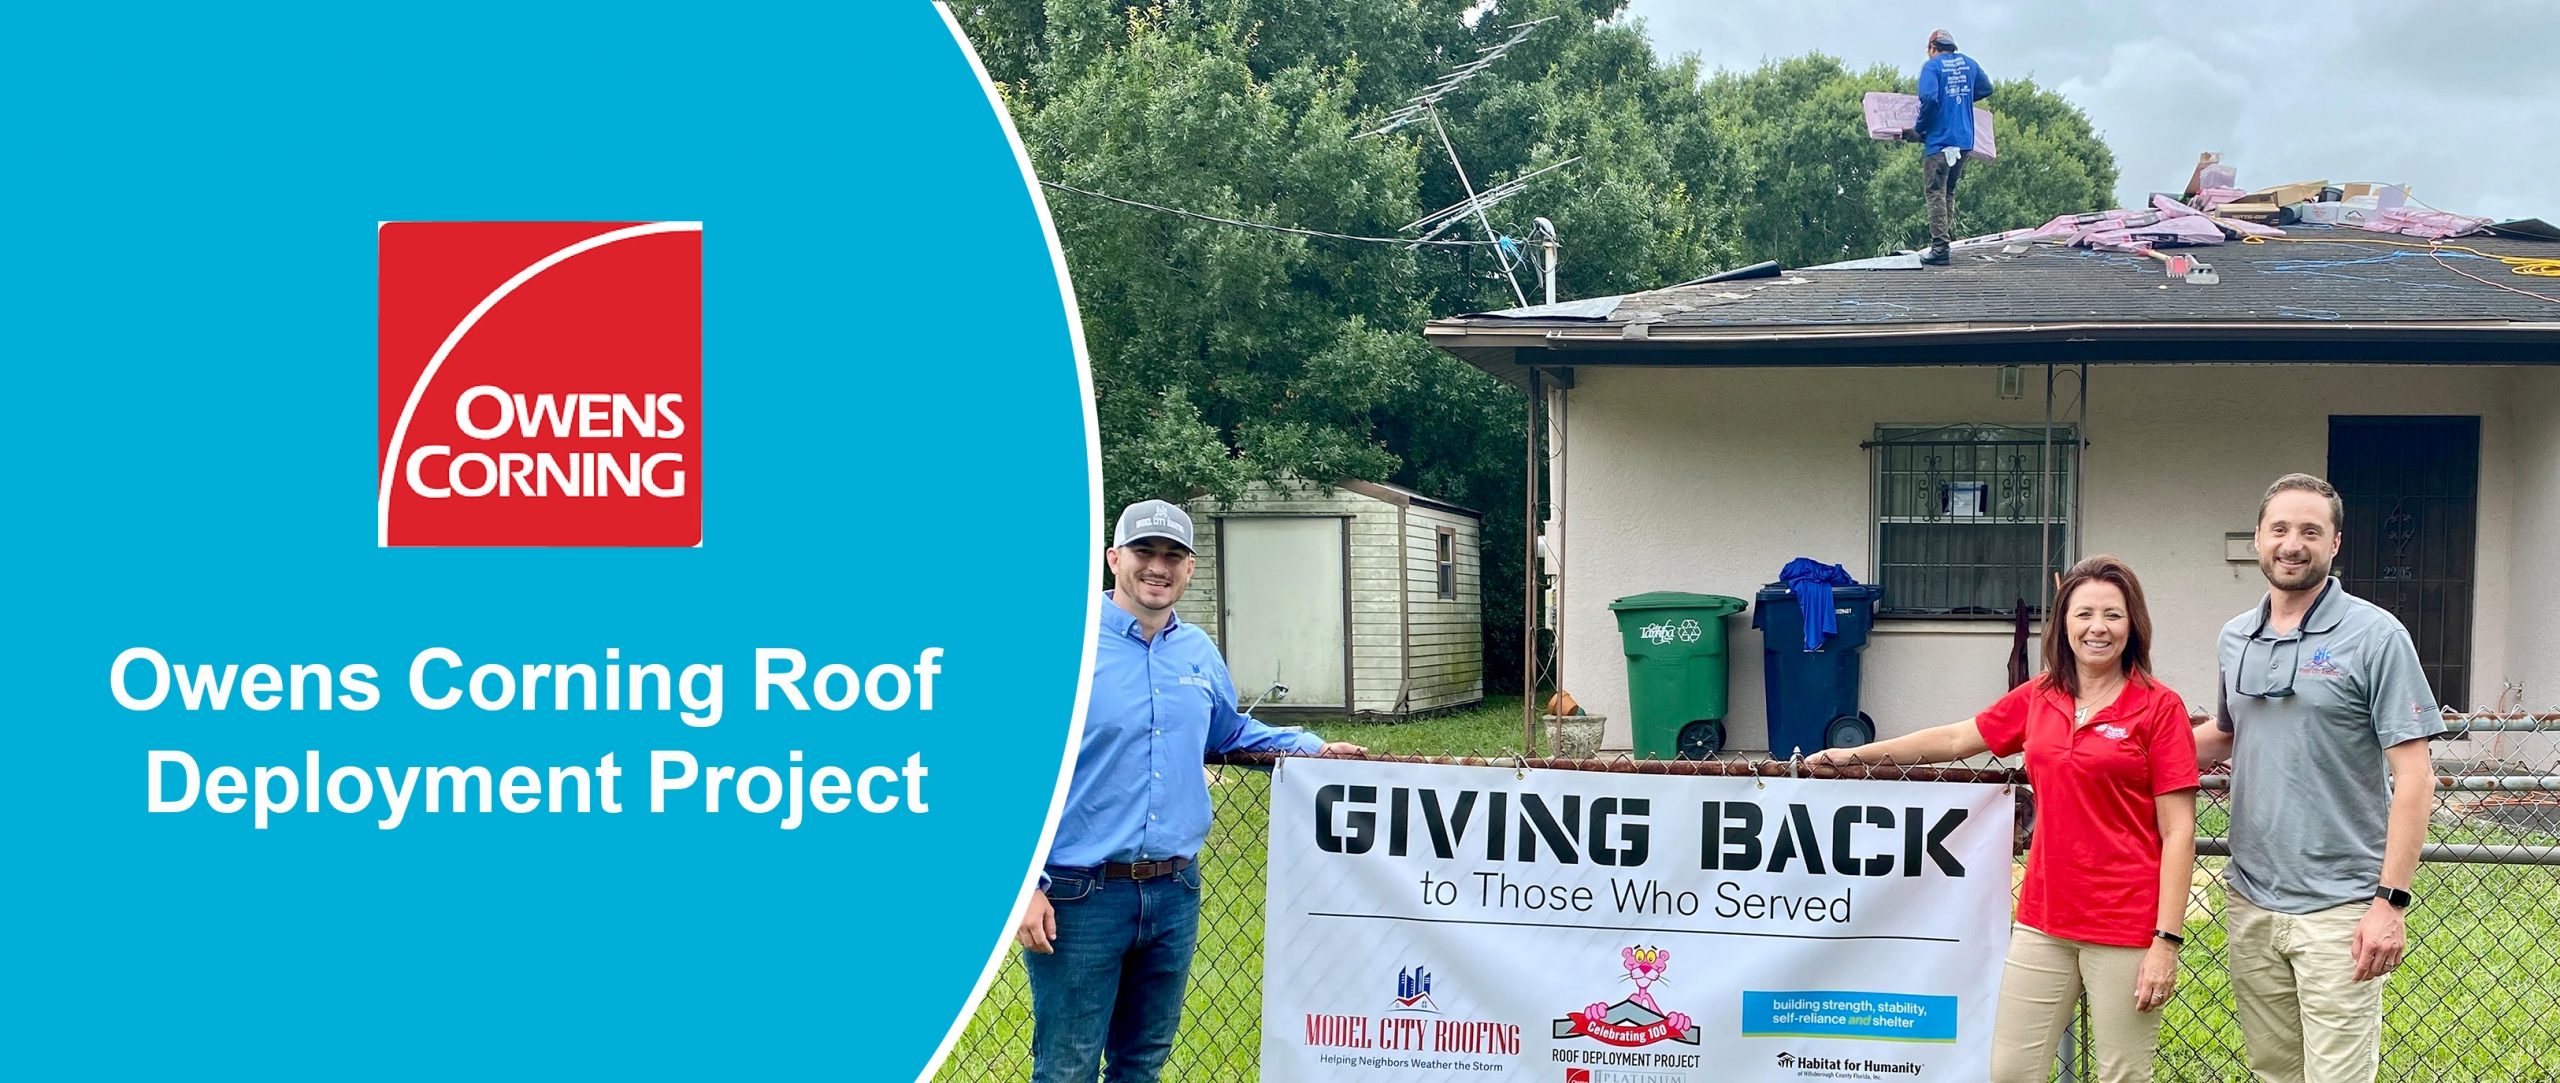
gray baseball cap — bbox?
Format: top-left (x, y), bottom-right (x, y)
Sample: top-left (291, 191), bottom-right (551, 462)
top-left (1114, 499), bottom-right (1196, 551)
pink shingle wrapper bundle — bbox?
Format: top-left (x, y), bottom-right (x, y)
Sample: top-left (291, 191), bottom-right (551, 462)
top-left (1944, 198), bottom-right (2278, 256)
top-left (2152, 194), bottom-right (2283, 238)
top-left (1862, 92), bottom-right (1997, 159)
top-left (2194, 186), bottom-right (2247, 210)
top-left (2078, 214), bottom-right (2226, 253)
top-left (2214, 217), bottom-right (2283, 239)
top-left (2151, 195), bottom-right (2204, 220)
top-left (2360, 207), bottom-right (2493, 240)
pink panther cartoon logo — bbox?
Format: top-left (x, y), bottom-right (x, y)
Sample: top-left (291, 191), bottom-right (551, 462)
top-left (1550, 946), bottom-right (1702, 1047)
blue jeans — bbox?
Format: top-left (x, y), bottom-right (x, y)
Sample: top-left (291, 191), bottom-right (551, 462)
top-left (1022, 863), bottom-right (1203, 1083)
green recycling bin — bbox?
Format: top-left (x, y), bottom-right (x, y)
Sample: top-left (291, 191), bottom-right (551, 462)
top-left (1608, 591), bottom-right (1747, 759)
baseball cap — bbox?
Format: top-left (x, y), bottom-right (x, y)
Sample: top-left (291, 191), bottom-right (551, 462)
top-left (1114, 499), bottom-right (1196, 551)
top-left (1929, 28), bottom-right (1957, 49)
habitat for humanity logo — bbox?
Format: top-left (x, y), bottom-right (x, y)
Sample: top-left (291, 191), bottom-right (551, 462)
top-left (377, 221), bottom-right (702, 546)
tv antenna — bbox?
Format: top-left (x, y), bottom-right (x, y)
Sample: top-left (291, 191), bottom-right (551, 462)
top-left (1359, 15), bottom-right (1570, 308)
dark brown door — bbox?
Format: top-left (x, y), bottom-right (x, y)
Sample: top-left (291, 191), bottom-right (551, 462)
top-left (2328, 416), bottom-right (2479, 709)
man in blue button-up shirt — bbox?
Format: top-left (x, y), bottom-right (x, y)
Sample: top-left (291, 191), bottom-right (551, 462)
top-left (1015, 499), bottom-right (1363, 1083)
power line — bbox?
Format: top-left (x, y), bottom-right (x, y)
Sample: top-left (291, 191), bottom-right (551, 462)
top-left (1039, 180), bottom-right (1501, 247)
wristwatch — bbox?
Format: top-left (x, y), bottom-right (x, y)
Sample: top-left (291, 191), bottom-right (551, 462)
top-left (2374, 886), bottom-right (2414, 910)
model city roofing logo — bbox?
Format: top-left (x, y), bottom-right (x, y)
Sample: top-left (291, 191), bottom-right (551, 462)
top-left (1393, 965), bottom-right (1440, 1013)
top-left (1300, 964), bottom-right (1522, 1055)
top-left (377, 221), bottom-right (702, 546)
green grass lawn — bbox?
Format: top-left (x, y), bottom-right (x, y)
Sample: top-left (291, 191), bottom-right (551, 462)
top-left (938, 701), bottom-right (2560, 1081)
top-left (1302, 695), bottom-right (1538, 757)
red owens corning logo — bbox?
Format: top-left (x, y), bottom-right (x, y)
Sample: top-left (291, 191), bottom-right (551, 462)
top-left (377, 221), bottom-right (703, 547)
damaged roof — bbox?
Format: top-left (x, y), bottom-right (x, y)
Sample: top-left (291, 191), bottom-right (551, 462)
top-left (1429, 224), bottom-right (2560, 384)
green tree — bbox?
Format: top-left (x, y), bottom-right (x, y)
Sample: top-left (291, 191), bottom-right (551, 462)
top-left (1703, 53), bottom-right (2119, 268)
top-left (959, 1), bottom-right (2119, 696)
top-left (1869, 74), bottom-right (2121, 250)
top-left (1013, 9), bottom-right (1430, 507)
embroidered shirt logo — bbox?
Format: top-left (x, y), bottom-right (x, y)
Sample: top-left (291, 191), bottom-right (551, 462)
top-left (2299, 646), bottom-right (2345, 677)
top-left (2096, 723), bottom-right (2130, 740)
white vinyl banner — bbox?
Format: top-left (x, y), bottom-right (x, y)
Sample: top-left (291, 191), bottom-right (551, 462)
top-left (1262, 758), bottom-right (2014, 1083)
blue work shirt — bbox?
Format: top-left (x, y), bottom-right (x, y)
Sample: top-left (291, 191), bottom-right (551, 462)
top-left (1916, 51), bottom-right (1993, 156)
top-left (1045, 592), bottom-right (1323, 874)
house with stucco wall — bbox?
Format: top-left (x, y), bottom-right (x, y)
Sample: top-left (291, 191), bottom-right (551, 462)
top-left (1426, 225), bottom-right (2560, 762)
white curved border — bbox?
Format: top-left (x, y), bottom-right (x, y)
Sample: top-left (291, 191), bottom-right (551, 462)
top-left (919, 4), bottom-right (1106, 1081)
top-left (375, 220), bottom-right (704, 546)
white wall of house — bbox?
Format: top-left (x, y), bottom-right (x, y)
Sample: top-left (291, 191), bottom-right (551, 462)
top-left (2499, 367), bottom-right (2560, 764)
top-left (1553, 364), bottom-right (2547, 753)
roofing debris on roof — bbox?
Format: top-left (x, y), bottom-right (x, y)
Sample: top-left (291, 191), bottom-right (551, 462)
top-left (1940, 160), bottom-right (2501, 268)
top-left (1451, 153), bottom-right (2560, 329)
top-left (1786, 153), bottom-right (2560, 296)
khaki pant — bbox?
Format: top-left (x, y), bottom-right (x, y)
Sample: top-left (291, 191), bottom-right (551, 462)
top-left (1990, 923), bottom-right (2161, 1083)
top-left (2225, 894), bottom-right (2386, 1083)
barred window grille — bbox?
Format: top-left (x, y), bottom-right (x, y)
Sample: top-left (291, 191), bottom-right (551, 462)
top-left (1869, 422), bottom-right (2078, 619)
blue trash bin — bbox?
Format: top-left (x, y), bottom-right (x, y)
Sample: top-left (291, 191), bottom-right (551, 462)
top-left (1751, 584), bottom-right (1882, 757)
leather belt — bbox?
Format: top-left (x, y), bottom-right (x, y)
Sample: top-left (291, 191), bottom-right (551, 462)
top-left (1101, 856), bottom-right (1193, 881)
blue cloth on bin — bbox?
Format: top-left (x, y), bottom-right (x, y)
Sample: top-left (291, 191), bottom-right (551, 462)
top-left (1779, 558), bottom-right (1861, 652)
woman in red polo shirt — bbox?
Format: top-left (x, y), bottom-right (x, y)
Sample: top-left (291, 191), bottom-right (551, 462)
top-left (1807, 555), bottom-right (2199, 1083)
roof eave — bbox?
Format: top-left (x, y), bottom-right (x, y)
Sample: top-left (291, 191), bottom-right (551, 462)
top-left (1427, 319), bottom-right (2560, 388)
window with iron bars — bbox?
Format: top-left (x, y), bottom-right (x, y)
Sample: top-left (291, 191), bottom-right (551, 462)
top-left (1868, 423), bottom-right (2078, 619)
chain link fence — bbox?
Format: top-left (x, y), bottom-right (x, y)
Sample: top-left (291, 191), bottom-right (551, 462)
top-left (939, 710), bottom-right (2560, 1082)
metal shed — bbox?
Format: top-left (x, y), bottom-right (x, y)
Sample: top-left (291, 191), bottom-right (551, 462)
top-left (1174, 477), bottom-right (1484, 719)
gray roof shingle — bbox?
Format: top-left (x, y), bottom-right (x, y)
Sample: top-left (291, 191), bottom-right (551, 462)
top-left (1428, 225), bottom-right (2560, 381)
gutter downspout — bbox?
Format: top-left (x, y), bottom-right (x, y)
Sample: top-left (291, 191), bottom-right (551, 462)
top-left (1525, 366), bottom-right (1543, 754)
top-left (1548, 379), bottom-right (1566, 709)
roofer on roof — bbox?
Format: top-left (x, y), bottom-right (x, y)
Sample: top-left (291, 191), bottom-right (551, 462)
top-left (1903, 28), bottom-right (1994, 266)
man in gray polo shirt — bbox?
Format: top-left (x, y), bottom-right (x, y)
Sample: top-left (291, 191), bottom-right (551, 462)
top-left (2193, 473), bottom-right (2443, 1083)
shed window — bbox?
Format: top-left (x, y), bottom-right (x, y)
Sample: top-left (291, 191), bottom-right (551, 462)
top-left (1436, 527), bottom-right (1457, 599)
top-left (1869, 423), bottom-right (2077, 618)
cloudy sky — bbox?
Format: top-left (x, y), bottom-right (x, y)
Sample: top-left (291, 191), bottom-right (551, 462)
top-left (1622, 0), bottom-right (2560, 221)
